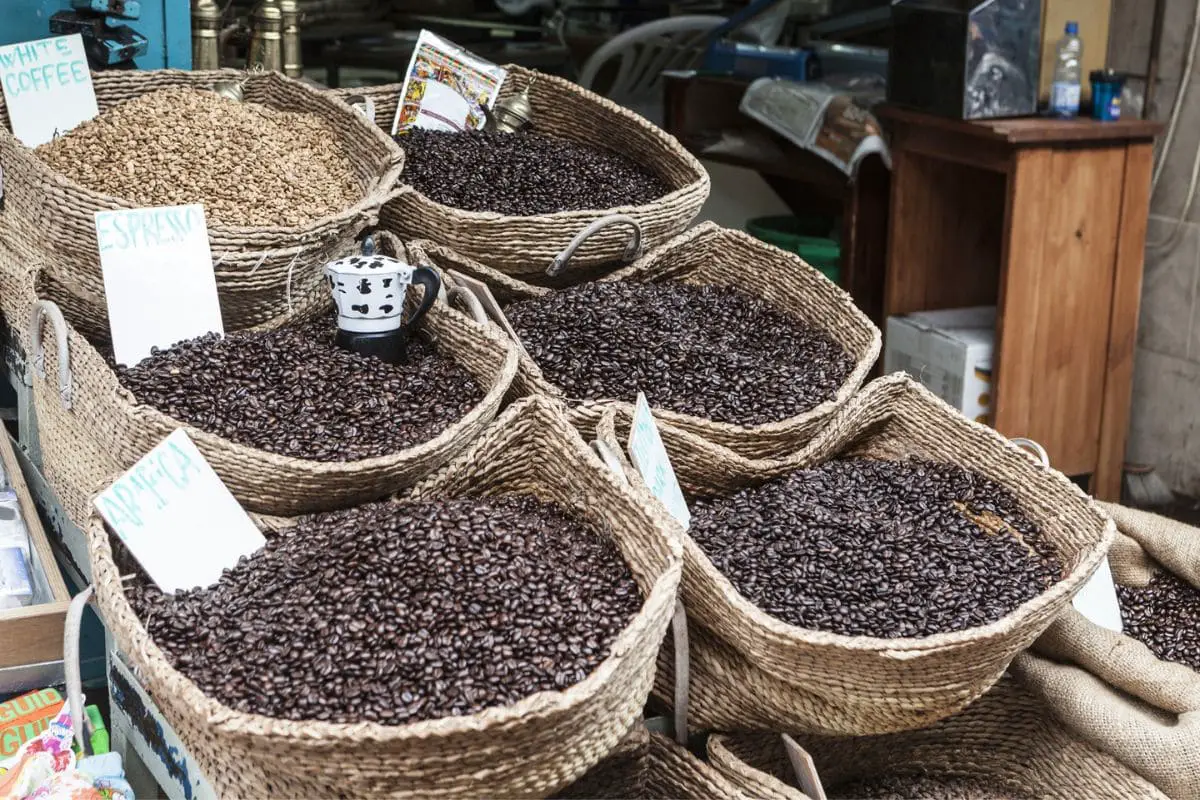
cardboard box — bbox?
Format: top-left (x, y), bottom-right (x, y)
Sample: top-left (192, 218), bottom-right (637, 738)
top-left (1041, 0), bottom-right (1113, 103)
top-left (885, 307), bottom-right (996, 425)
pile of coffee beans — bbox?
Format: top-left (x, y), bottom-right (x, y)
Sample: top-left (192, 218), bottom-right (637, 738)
top-left (688, 458), bottom-right (1063, 638)
top-left (398, 128), bottom-right (669, 215)
top-left (1117, 571), bottom-right (1200, 671)
top-left (126, 495), bottom-right (642, 724)
top-left (505, 281), bottom-right (853, 425)
top-left (111, 317), bottom-right (482, 461)
top-left (37, 89), bottom-right (360, 227)
top-left (831, 775), bottom-right (1032, 800)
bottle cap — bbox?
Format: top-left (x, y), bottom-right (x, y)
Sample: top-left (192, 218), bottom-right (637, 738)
top-left (1066, 21), bottom-right (1079, 35)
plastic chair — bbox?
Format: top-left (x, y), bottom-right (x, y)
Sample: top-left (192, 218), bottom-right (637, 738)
top-left (578, 15), bottom-right (726, 122)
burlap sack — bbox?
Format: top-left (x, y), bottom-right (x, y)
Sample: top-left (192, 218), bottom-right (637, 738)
top-left (412, 222), bottom-right (882, 462)
top-left (707, 676), bottom-right (1168, 800)
top-left (1011, 504), bottom-right (1200, 800)
top-left (0, 70), bottom-right (403, 330)
top-left (88, 395), bottom-right (683, 798)
top-left (23, 236), bottom-right (519, 523)
top-left (333, 66), bottom-right (710, 278)
top-left (588, 373), bottom-right (1113, 735)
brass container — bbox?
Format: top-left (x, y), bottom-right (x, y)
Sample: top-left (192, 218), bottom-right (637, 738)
top-left (191, 0), bottom-right (222, 71)
top-left (280, 0), bottom-right (302, 78)
top-left (247, 2), bottom-right (283, 73)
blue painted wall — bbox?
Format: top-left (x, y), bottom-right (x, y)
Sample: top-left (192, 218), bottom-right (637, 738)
top-left (0, 0), bottom-right (191, 69)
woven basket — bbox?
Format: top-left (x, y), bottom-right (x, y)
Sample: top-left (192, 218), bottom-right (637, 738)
top-left (88, 395), bottom-right (682, 798)
top-left (23, 237), bottom-right (519, 523)
top-left (411, 222), bottom-right (881, 461)
top-left (707, 676), bottom-right (1169, 800)
top-left (591, 373), bottom-right (1114, 735)
top-left (0, 69), bottom-right (404, 330)
top-left (333, 65), bottom-right (710, 279)
top-left (1011, 503), bottom-right (1200, 800)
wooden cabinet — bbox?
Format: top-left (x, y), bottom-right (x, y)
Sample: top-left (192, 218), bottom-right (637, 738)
top-left (880, 107), bottom-right (1160, 500)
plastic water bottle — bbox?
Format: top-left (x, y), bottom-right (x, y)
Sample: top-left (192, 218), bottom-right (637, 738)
top-left (1049, 21), bottom-right (1083, 118)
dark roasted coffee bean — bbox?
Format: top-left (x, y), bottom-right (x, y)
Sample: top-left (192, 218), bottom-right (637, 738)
top-left (397, 128), bottom-right (668, 215)
top-left (1117, 571), bottom-right (1200, 671)
top-left (688, 458), bottom-right (1063, 638)
top-left (505, 281), bottom-right (853, 425)
top-left (831, 774), bottom-right (1033, 800)
top-left (107, 316), bottom-right (482, 461)
top-left (124, 495), bottom-right (642, 725)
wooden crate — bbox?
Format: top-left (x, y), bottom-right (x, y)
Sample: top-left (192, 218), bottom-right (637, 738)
top-left (0, 430), bottom-right (70, 671)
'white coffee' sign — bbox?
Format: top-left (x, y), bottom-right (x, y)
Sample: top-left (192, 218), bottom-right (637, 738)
top-left (96, 204), bottom-right (225, 367)
top-left (0, 34), bottom-right (98, 147)
top-left (95, 430), bottom-right (266, 594)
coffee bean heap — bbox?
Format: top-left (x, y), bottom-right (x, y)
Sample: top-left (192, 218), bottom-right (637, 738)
top-left (111, 317), bottom-right (482, 461)
top-left (689, 458), bottom-right (1063, 638)
top-left (126, 495), bottom-right (642, 724)
top-left (398, 128), bottom-right (669, 215)
top-left (505, 281), bottom-right (853, 425)
top-left (37, 88), bottom-right (360, 227)
top-left (1117, 571), bottom-right (1200, 671)
top-left (831, 775), bottom-right (1032, 800)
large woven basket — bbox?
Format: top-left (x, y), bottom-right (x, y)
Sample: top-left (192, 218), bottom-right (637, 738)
top-left (334, 66), bottom-right (710, 278)
top-left (412, 222), bottom-right (882, 461)
top-left (89, 395), bottom-right (683, 798)
top-left (0, 69), bottom-right (404, 330)
top-left (23, 238), bottom-right (519, 523)
top-left (591, 373), bottom-right (1114, 735)
top-left (1012, 503), bottom-right (1200, 800)
top-left (707, 675), bottom-right (1169, 800)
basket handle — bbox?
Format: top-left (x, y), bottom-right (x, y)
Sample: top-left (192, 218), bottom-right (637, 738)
top-left (343, 93), bottom-right (377, 126)
top-left (546, 214), bottom-right (643, 279)
top-left (1010, 437), bottom-right (1050, 467)
top-left (27, 299), bottom-right (72, 410)
top-left (64, 585), bottom-right (95, 755)
top-left (448, 285), bottom-right (490, 326)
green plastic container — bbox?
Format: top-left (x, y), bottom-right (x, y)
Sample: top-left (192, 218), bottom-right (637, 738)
top-left (746, 215), bottom-right (842, 284)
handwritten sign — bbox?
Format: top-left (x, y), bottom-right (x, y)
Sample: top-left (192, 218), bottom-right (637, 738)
top-left (1072, 555), bottom-right (1124, 633)
top-left (627, 393), bottom-right (690, 529)
top-left (95, 204), bottom-right (224, 367)
top-left (0, 35), bottom-right (98, 147)
top-left (94, 430), bottom-right (265, 594)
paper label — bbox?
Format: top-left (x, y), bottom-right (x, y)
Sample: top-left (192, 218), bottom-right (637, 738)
top-left (391, 30), bottom-right (506, 134)
top-left (627, 393), bottom-right (690, 529)
top-left (94, 430), bottom-right (265, 594)
top-left (95, 204), bottom-right (224, 367)
top-left (1072, 555), bottom-right (1124, 633)
top-left (781, 734), bottom-right (828, 800)
top-left (0, 35), bottom-right (98, 147)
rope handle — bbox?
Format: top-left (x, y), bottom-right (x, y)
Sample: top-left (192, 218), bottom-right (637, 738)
top-left (448, 285), bottom-right (489, 326)
top-left (1011, 437), bottom-right (1050, 467)
top-left (64, 586), bottom-right (94, 755)
top-left (546, 214), bottom-right (643, 278)
top-left (343, 93), bottom-right (377, 126)
top-left (27, 299), bottom-right (72, 410)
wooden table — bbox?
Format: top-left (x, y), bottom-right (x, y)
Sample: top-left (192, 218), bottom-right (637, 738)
top-left (663, 73), bottom-right (892, 326)
top-left (880, 107), bottom-right (1161, 499)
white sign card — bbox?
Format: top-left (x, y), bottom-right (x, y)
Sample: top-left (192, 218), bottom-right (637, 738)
top-left (95, 204), bottom-right (225, 367)
top-left (0, 35), bottom-right (98, 147)
top-left (94, 430), bottom-right (265, 594)
top-left (781, 735), bottom-right (828, 800)
top-left (1072, 555), bottom-right (1124, 633)
top-left (628, 392), bottom-right (691, 530)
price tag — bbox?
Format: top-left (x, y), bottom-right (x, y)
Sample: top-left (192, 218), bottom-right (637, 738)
top-left (781, 734), bottom-right (828, 800)
top-left (0, 35), bottom-right (98, 147)
top-left (1072, 555), bottom-right (1124, 633)
top-left (627, 392), bottom-right (690, 529)
top-left (94, 430), bottom-right (265, 594)
top-left (95, 204), bottom-right (224, 367)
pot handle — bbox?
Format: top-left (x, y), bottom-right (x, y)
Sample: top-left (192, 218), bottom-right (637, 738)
top-left (546, 214), bottom-right (643, 279)
top-left (27, 299), bottom-right (72, 410)
top-left (405, 266), bottom-right (441, 331)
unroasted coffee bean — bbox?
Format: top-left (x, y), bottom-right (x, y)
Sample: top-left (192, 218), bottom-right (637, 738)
top-left (398, 128), bottom-right (669, 215)
top-left (505, 281), bottom-right (853, 425)
top-left (110, 316), bottom-right (482, 461)
top-left (689, 458), bottom-right (1063, 638)
top-left (37, 88), bottom-right (360, 227)
top-left (1117, 572), bottom-right (1200, 671)
top-left (125, 495), bottom-right (642, 724)
top-left (831, 774), bottom-right (1033, 800)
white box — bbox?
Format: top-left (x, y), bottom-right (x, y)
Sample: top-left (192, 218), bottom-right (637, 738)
top-left (884, 307), bottom-right (996, 424)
